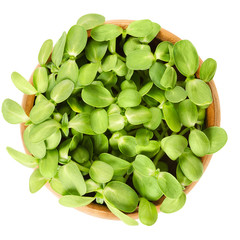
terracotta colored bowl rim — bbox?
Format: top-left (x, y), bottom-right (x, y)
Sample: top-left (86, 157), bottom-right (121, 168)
top-left (20, 20), bottom-right (221, 221)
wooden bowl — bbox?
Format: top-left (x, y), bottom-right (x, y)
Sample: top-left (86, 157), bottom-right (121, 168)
top-left (20, 20), bottom-right (221, 220)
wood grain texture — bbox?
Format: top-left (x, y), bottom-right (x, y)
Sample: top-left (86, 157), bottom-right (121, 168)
top-left (20, 20), bottom-right (221, 220)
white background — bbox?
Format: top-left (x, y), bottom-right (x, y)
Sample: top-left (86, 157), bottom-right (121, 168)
top-left (0, 0), bottom-right (239, 239)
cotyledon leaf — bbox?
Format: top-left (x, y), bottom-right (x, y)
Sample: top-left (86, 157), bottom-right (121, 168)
top-left (189, 129), bottom-right (210, 157)
top-left (28, 119), bottom-right (61, 143)
top-left (138, 22), bottom-right (161, 43)
top-left (90, 109), bottom-right (108, 134)
top-left (186, 79), bottom-right (213, 106)
top-left (117, 89), bottom-right (141, 108)
top-left (103, 181), bottom-right (139, 213)
top-left (173, 40), bottom-right (199, 77)
top-left (69, 113), bottom-right (95, 135)
top-left (39, 150), bottom-right (59, 179)
top-left (78, 62), bottom-right (99, 86)
top-left (52, 32), bottom-right (66, 68)
top-left (85, 39), bottom-right (108, 62)
top-left (161, 135), bottom-right (188, 160)
top-left (29, 168), bottom-right (48, 193)
top-left (126, 19), bottom-right (153, 37)
top-left (89, 161), bottom-right (114, 183)
top-left (160, 192), bottom-right (186, 213)
top-left (11, 72), bottom-right (37, 95)
top-left (65, 25), bottom-right (87, 57)
top-left (33, 67), bottom-right (49, 93)
top-left (81, 84), bottom-right (114, 108)
top-left (23, 125), bottom-right (46, 159)
top-left (77, 13), bottom-right (105, 30)
top-left (6, 147), bottom-right (38, 168)
top-left (59, 195), bottom-right (95, 207)
top-left (99, 153), bottom-right (131, 176)
top-left (200, 58), bottom-right (217, 82)
top-left (139, 198), bottom-right (158, 226)
top-left (157, 172), bottom-right (183, 199)
top-left (126, 49), bottom-right (154, 70)
top-left (58, 161), bottom-right (86, 196)
top-left (56, 59), bottom-right (79, 84)
top-left (29, 98), bottom-right (55, 124)
top-left (38, 39), bottom-right (53, 66)
top-left (2, 98), bottom-right (29, 124)
top-left (105, 200), bottom-right (138, 226)
top-left (179, 148), bottom-right (203, 182)
top-left (91, 24), bottom-right (123, 41)
top-left (50, 80), bottom-right (74, 103)
top-left (203, 127), bottom-right (228, 154)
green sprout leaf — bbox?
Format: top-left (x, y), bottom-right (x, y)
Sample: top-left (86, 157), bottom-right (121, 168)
top-left (85, 39), bottom-right (108, 62)
top-left (139, 198), bottom-right (158, 226)
top-left (162, 102), bottom-right (181, 132)
top-left (126, 19), bottom-right (153, 37)
top-left (165, 86), bottom-right (187, 103)
top-left (69, 113), bottom-right (95, 135)
top-left (154, 41), bottom-right (174, 62)
top-left (139, 22), bottom-right (161, 43)
top-left (28, 119), bottom-right (61, 143)
top-left (99, 153), bottom-right (131, 176)
top-left (89, 161), bottom-right (114, 183)
top-left (56, 59), bottom-right (79, 84)
top-left (118, 136), bottom-right (137, 157)
top-left (176, 164), bottom-right (192, 187)
top-left (189, 129), bottom-right (210, 157)
top-left (200, 58), bottom-right (217, 82)
top-left (132, 154), bottom-right (156, 176)
top-left (123, 37), bottom-right (151, 56)
top-left (105, 200), bottom-right (138, 226)
top-left (82, 84), bottom-right (114, 107)
top-left (52, 32), bottom-right (67, 68)
top-left (178, 99), bottom-right (198, 127)
top-left (125, 106), bottom-right (152, 125)
top-left (126, 49), bottom-right (154, 70)
top-left (77, 13), bottom-right (105, 30)
top-left (90, 109), bottom-right (108, 134)
top-left (29, 168), bottom-right (48, 193)
top-left (2, 99), bottom-right (29, 124)
top-left (186, 79), bottom-right (213, 106)
top-left (157, 172), bottom-right (183, 199)
top-left (133, 171), bottom-right (163, 201)
top-left (29, 98), bottom-right (55, 124)
top-left (58, 161), bottom-right (86, 196)
top-left (6, 147), bottom-right (38, 168)
top-left (161, 135), bottom-right (188, 160)
top-left (179, 149), bottom-right (203, 182)
top-left (118, 89), bottom-right (141, 108)
top-left (103, 181), bottom-right (139, 213)
top-left (11, 72), bottom-right (37, 95)
top-left (23, 125), bottom-right (46, 159)
top-left (160, 192), bottom-right (186, 213)
top-left (38, 39), bottom-right (53, 66)
top-left (78, 62), bottom-right (99, 86)
top-left (91, 24), bottom-right (123, 41)
top-left (173, 40), bottom-right (199, 77)
top-left (59, 195), bottom-right (95, 207)
top-left (65, 25), bottom-right (87, 57)
top-left (39, 150), bottom-right (59, 178)
top-left (50, 80), bottom-right (74, 103)
top-left (33, 67), bottom-right (49, 93)
top-left (203, 127), bottom-right (228, 154)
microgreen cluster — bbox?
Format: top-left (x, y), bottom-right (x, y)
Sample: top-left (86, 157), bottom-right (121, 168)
top-left (2, 13), bottom-right (227, 226)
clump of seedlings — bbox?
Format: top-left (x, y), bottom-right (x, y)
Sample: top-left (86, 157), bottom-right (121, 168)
top-left (2, 13), bottom-right (227, 226)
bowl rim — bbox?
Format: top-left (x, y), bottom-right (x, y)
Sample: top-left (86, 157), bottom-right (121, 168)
top-left (20, 19), bottom-right (221, 220)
